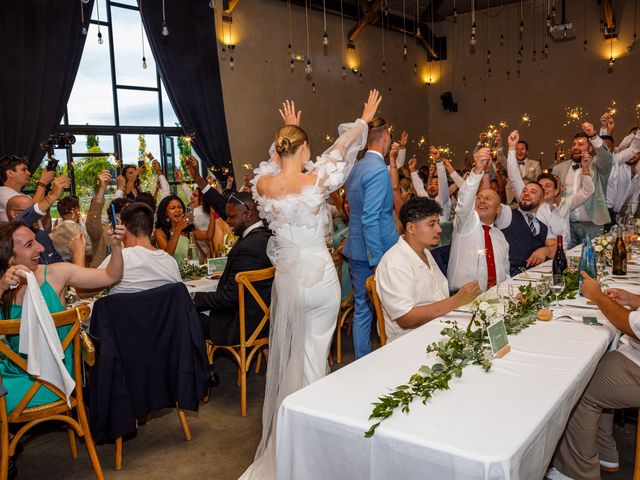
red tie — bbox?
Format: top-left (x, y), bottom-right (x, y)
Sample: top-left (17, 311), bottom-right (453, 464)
top-left (482, 225), bottom-right (497, 289)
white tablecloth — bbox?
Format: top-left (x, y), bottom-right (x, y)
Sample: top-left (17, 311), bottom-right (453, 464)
top-left (277, 261), bottom-right (618, 480)
top-left (184, 278), bottom-right (218, 293)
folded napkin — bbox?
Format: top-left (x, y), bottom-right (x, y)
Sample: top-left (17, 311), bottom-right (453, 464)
top-left (18, 271), bottom-right (75, 406)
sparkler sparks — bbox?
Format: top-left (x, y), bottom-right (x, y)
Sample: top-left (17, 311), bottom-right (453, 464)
top-left (563, 107), bottom-right (585, 127)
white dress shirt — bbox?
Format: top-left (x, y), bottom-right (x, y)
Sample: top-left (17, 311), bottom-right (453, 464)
top-left (605, 133), bottom-right (640, 213)
top-left (617, 310), bottom-right (640, 367)
top-left (376, 236), bottom-right (449, 343)
top-left (561, 135), bottom-right (604, 222)
top-left (447, 171), bottom-right (510, 292)
top-left (411, 162), bottom-right (452, 222)
top-left (506, 149), bottom-right (594, 248)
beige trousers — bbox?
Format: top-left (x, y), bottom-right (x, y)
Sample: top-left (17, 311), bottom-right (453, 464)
top-left (552, 351), bottom-right (640, 480)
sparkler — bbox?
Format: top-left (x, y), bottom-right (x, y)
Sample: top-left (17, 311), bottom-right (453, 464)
top-left (563, 107), bottom-right (585, 127)
top-left (517, 113), bottom-right (531, 129)
top-left (242, 163), bottom-right (253, 171)
top-left (606, 100), bottom-right (617, 116)
top-left (498, 120), bottom-right (509, 129)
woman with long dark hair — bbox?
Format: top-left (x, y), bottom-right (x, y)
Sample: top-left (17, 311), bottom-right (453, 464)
top-left (0, 221), bottom-right (124, 413)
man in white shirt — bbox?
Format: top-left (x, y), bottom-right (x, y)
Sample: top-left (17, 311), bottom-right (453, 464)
top-left (506, 130), bottom-right (594, 249)
top-left (376, 197), bottom-right (480, 343)
top-left (548, 273), bottom-right (640, 480)
top-left (0, 155), bottom-right (55, 221)
top-left (448, 147), bottom-right (510, 292)
top-left (99, 202), bottom-right (181, 295)
top-left (601, 131), bottom-right (640, 225)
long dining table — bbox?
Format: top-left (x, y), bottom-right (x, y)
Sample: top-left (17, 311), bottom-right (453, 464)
top-left (276, 250), bottom-right (637, 480)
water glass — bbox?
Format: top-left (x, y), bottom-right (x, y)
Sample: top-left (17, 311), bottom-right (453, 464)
top-left (550, 275), bottom-right (565, 307)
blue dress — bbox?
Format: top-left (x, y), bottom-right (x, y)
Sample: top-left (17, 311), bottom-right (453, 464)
top-left (0, 266), bottom-right (70, 413)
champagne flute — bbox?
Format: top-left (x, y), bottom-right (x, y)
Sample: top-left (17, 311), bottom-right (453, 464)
top-left (550, 275), bottom-right (565, 307)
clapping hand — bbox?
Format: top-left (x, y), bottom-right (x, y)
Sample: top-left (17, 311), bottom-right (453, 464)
top-left (360, 89), bottom-right (382, 123)
top-left (508, 130), bottom-right (519, 150)
top-left (279, 100), bottom-right (302, 126)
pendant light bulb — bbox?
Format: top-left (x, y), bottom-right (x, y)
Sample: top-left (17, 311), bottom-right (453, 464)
top-left (517, 51), bottom-right (523, 63)
top-left (82, 26), bottom-right (88, 35)
top-left (341, 66), bottom-right (347, 79)
top-left (230, 56), bottom-right (235, 71)
top-left (312, 82), bottom-right (316, 93)
top-left (142, 56), bottom-right (148, 69)
top-left (305, 59), bottom-right (313, 75)
top-left (453, 9), bottom-right (458, 21)
top-left (506, 70), bottom-right (510, 80)
top-left (487, 49), bottom-right (491, 61)
top-left (162, 22), bottom-right (169, 36)
top-left (462, 75), bottom-right (467, 86)
top-left (403, 44), bottom-right (407, 57)
top-left (97, 30), bottom-right (103, 44)
top-left (322, 32), bottom-right (329, 46)
top-left (81, 0), bottom-right (90, 3)
top-left (551, 6), bottom-right (557, 18)
top-left (221, 47), bottom-right (227, 61)
top-left (532, 49), bottom-right (537, 61)
top-left (500, 34), bottom-right (504, 46)
top-left (381, 61), bottom-right (386, 73)
top-left (290, 59), bottom-right (295, 72)
top-left (359, 72), bottom-right (363, 83)
top-left (584, 40), bottom-right (588, 51)
top-left (288, 43), bottom-right (292, 55)
top-left (471, 21), bottom-right (476, 35)
top-left (470, 35), bottom-right (476, 47)
top-left (608, 57), bottom-right (615, 69)
top-left (546, 15), bottom-right (551, 27)
top-left (413, 63), bottom-right (417, 74)
top-left (519, 21), bottom-right (524, 33)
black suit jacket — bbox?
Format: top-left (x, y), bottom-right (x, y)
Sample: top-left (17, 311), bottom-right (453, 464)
top-left (193, 225), bottom-right (273, 344)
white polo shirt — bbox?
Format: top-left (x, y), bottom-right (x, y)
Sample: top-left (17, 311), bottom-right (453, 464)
top-left (376, 236), bottom-right (449, 343)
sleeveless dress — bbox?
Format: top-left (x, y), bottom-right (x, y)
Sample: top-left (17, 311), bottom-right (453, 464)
top-left (239, 119), bottom-right (368, 480)
top-left (0, 266), bottom-right (69, 413)
top-left (172, 234), bottom-right (190, 266)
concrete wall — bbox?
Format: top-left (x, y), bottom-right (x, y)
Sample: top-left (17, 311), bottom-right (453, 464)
top-left (427, 0), bottom-right (640, 169)
top-left (216, 0), bottom-right (432, 177)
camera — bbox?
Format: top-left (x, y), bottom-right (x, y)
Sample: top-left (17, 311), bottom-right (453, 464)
top-left (46, 158), bottom-right (59, 171)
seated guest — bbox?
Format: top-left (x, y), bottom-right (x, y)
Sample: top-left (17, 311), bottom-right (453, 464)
top-left (376, 197), bottom-right (480, 343)
top-left (547, 273), bottom-right (640, 480)
top-left (50, 195), bottom-right (82, 262)
top-left (0, 155), bottom-right (55, 222)
top-left (0, 221), bottom-right (123, 414)
top-left (5, 175), bottom-right (72, 265)
top-left (192, 192), bottom-right (273, 344)
top-left (506, 130), bottom-right (594, 249)
top-left (448, 147), bottom-right (510, 292)
top-left (154, 194), bottom-right (216, 266)
top-left (98, 202), bottom-right (181, 295)
top-left (86, 170), bottom-right (132, 267)
top-left (184, 156), bottom-right (230, 219)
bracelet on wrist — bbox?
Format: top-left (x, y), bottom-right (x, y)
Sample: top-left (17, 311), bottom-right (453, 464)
top-left (37, 182), bottom-right (47, 188)
top-left (588, 133), bottom-right (598, 139)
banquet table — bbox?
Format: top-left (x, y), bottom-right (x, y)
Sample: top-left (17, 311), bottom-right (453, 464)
top-left (184, 277), bottom-right (219, 293)
top-left (276, 256), bottom-right (629, 480)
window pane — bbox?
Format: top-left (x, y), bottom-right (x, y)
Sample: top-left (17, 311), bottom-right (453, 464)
top-left (117, 88), bottom-right (160, 126)
top-left (111, 6), bottom-right (158, 88)
top-left (119, 134), bottom-right (160, 166)
top-left (161, 81), bottom-right (179, 127)
top-left (71, 135), bottom-right (115, 154)
top-left (67, 23), bottom-right (114, 125)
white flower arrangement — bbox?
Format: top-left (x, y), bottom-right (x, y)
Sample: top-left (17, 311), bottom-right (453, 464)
top-left (592, 234), bottom-right (614, 265)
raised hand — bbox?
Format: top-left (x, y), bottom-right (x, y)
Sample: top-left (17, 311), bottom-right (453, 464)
top-left (582, 122), bottom-right (596, 137)
top-left (0, 265), bottom-right (30, 293)
top-left (607, 114), bottom-right (615, 133)
top-left (39, 169), bottom-right (56, 186)
top-left (184, 156), bottom-right (201, 179)
top-left (442, 158), bottom-right (454, 173)
top-left (108, 224), bottom-right (126, 247)
top-left (600, 113), bottom-right (610, 129)
top-left (279, 100), bottom-right (302, 126)
top-left (429, 146), bottom-right (442, 162)
top-left (473, 147), bottom-right (492, 174)
top-left (174, 169), bottom-right (184, 183)
top-left (508, 130), bottom-right (520, 150)
top-left (68, 233), bottom-right (87, 256)
top-left (399, 130), bottom-right (408, 148)
top-left (51, 175), bottom-right (71, 200)
top-left (360, 89), bottom-right (382, 123)
top-left (151, 159), bottom-right (163, 175)
top-left (172, 215), bottom-right (190, 234)
top-left (408, 156), bottom-right (418, 173)
top-left (116, 174), bottom-right (126, 190)
top-left (581, 154), bottom-right (592, 175)
top-left (389, 142), bottom-right (400, 167)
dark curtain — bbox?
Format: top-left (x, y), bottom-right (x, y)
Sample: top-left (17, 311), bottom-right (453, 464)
top-left (0, 0), bottom-right (93, 172)
top-left (138, 1), bottom-right (233, 177)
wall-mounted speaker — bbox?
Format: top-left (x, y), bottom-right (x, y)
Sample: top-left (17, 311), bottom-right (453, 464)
top-left (440, 91), bottom-right (458, 112)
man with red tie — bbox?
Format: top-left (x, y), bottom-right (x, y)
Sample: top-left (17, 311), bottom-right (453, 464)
top-left (447, 147), bottom-right (511, 292)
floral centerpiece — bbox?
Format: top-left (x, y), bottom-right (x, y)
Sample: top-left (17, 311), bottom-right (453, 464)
top-left (364, 278), bottom-right (578, 437)
top-left (592, 234), bottom-right (614, 266)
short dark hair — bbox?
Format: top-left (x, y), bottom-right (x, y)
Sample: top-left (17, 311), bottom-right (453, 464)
top-left (57, 195), bottom-right (80, 216)
top-left (226, 190), bottom-right (256, 212)
top-left (0, 156), bottom-right (28, 185)
top-left (536, 172), bottom-right (558, 190)
top-left (120, 202), bottom-right (155, 237)
top-left (517, 140), bottom-right (529, 150)
top-left (135, 192), bottom-right (156, 213)
top-left (574, 132), bottom-right (589, 139)
top-left (525, 180), bottom-right (544, 194)
top-left (630, 127), bottom-right (638, 134)
top-left (107, 197), bottom-right (133, 225)
top-left (367, 117), bottom-right (389, 144)
top-left (399, 197), bottom-right (443, 229)
top-left (601, 134), bottom-right (614, 144)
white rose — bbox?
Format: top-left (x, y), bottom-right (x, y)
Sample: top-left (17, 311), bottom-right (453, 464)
top-left (478, 301), bottom-right (490, 312)
top-left (485, 306), bottom-right (497, 317)
top-left (595, 245), bottom-right (604, 252)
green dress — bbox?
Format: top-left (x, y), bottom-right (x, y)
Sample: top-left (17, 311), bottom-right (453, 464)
top-left (173, 234), bottom-right (189, 267)
top-left (0, 266), bottom-right (70, 413)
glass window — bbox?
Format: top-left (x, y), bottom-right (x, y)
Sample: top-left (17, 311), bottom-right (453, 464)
top-left (117, 88), bottom-right (161, 126)
top-left (72, 135), bottom-right (115, 155)
top-left (67, 23), bottom-right (115, 125)
top-left (111, 6), bottom-right (158, 88)
top-left (161, 81), bottom-right (180, 127)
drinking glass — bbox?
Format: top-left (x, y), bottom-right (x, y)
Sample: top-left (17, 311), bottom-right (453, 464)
top-left (508, 283), bottom-right (519, 306)
top-left (550, 275), bottom-right (565, 307)
top-left (536, 277), bottom-right (550, 304)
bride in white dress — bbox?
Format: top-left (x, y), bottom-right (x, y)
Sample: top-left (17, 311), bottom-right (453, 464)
top-left (239, 90), bottom-right (382, 479)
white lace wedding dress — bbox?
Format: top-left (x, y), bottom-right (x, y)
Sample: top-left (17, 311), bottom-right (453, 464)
top-left (239, 118), bottom-right (368, 480)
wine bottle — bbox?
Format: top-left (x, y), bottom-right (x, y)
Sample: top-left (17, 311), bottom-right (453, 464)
top-left (578, 233), bottom-right (596, 296)
top-left (186, 232), bottom-right (200, 267)
top-left (552, 235), bottom-right (568, 277)
top-left (612, 228), bottom-right (627, 275)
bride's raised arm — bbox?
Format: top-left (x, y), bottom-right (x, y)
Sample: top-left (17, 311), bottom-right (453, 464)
top-left (308, 89), bottom-right (382, 193)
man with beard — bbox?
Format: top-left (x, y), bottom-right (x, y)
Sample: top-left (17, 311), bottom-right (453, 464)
top-left (552, 122), bottom-right (613, 246)
top-left (495, 174), bottom-right (557, 276)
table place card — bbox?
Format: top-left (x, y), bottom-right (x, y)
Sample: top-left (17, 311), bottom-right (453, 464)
top-left (583, 316), bottom-right (602, 326)
top-left (207, 257), bottom-right (228, 276)
top-left (488, 319), bottom-right (511, 358)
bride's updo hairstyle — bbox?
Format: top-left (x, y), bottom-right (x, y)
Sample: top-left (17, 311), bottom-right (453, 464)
top-left (274, 125), bottom-right (308, 157)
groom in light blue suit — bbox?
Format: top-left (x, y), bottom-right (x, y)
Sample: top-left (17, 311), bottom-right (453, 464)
top-left (344, 117), bottom-right (398, 359)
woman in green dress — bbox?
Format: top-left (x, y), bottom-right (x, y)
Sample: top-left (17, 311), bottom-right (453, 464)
top-left (0, 221), bottom-right (124, 413)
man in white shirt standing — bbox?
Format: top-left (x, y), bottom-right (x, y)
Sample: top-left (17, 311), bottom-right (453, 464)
top-left (548, 273), bottom-right (640, 480)
top-left (376, 197), bottom-right (480, 343)
top-left (0, 155), bottom-right (56, 221)
top-left (448, 147), bottom-right (510, 292)
top-left (99, 202), bottom-right (181, 294)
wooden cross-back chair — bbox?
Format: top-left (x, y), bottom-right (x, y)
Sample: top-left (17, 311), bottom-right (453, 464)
top-left (333, 240), bottom-right (354, 364)
top-left (206, 266), bottom-right (275, 416)
top-left (0, 305), bottom-right (104, 480)
top-left (365, 275), bottom-right (387, 348)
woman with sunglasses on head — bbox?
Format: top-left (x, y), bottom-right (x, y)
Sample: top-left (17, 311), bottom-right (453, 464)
top-left (239, 90), bottom-right (381, 480)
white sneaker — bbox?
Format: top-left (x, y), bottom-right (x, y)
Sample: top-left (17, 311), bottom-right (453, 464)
top-left (599, 459), bottom-right (619, 472)
top-left (544, 467), bottom-right (575, 480)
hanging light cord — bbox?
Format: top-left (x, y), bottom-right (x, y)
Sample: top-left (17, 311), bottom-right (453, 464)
top-left (323, 0), bottom-right (327, 33)
top-left (162, 0), bottom-right (166, 24)
top-left (340, 0), bottom-right (345, 65)
top-left (305, 0), bottom-right (311, 58)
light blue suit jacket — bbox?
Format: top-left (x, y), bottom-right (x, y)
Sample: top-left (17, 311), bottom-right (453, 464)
top-left (343, 150), bottom-right (398, 266)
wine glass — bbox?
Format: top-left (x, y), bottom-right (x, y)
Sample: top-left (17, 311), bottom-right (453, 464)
top-left (508, 283), bottom-right (519, 307)
top-left (550, 275), bottom-right (565, 307)
top-left (536, 277), bottom-right (550, 304)
top-left (497, 283), bottom-right (511, 311)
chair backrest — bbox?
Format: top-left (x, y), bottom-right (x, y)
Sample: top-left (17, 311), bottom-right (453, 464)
top-left (235, 267), bottom-right (276, 347)
top-left (365, 275), bottom-right (387, 347)
top-left (335, 239), bottom-right (346, 285)
top-left (0, 305), bottom-right (90, 420)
